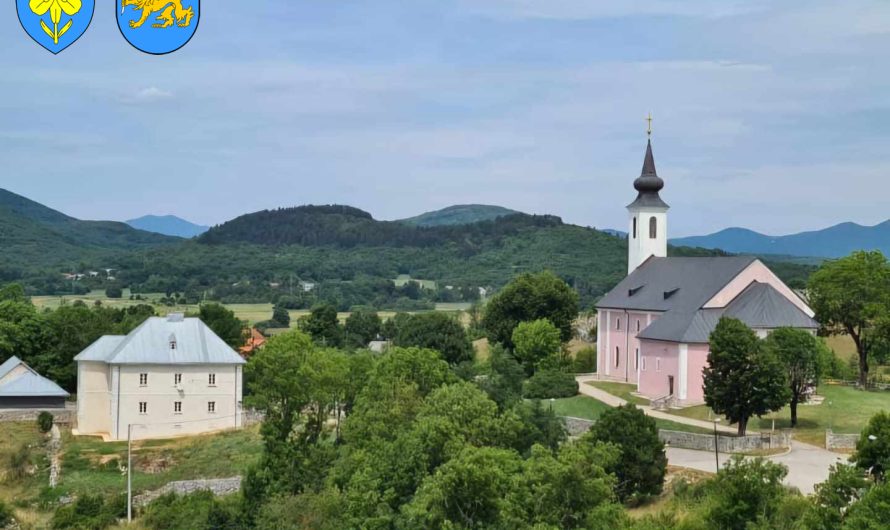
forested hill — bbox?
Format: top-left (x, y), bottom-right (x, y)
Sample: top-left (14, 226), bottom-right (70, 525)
top-left (0, 188), bottom-right (178, 270)
top-left (198, 204), bottom-right (562, 248)
top-left (399, 204), bottom-right (520, 227)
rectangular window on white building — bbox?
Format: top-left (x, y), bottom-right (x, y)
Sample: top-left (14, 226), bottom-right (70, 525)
top-left (174, 401), bottom-right (182, 414)
top-left (208, 373), bottom-right (216, 386)
top-left (139, 373), bottom-right (148, 386)
top-left (174, 373), bottom-right (182, 385)
top-left (139, 402), bottom-right (147, 414)
top-left (208, 401), bottom-right (216, 414)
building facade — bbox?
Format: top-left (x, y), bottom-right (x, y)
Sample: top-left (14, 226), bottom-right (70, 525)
top-left (75, 314), bottom-right (245, 441)
top-left (596, 139), bottom-right (818, 406)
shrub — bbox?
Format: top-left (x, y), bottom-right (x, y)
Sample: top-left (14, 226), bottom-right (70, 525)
top-left (573, 346), bottom-right (597, 373)
top-left (853, 411), bottom-right (890, 481)
top-left (105, 285), bottom-right (123, 299)
top-left (522, 369), bottom-right (578, 399)
top-left (0, 500), bottom-right (12, 527)
top-left (586, 404), bottom-right (667, 502)
top-left (51, 494), bottom-right (123, 530)
top-left (7, 444), bottom-right (32, 482)
top-left (37, 411), bottom-right (54, 433)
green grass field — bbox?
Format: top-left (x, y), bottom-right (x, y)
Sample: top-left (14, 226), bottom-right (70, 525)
top-left (666, 384), bottom-right (890, 446)
top-left (584, 381), bottom-right (650, 406)
top-left (551, 395), bottom-right (710, 435)
top-left (393, 274), bottom-right (437, 290)
top-left (31, 290), bottom-right (469, 326)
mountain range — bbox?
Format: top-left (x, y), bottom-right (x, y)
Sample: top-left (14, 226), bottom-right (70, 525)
top-left (127, 215), bottom-right (209, 238)
top-left (0, 190), bottom-right (816, 306)
top-left (670, 221), bottom-right (890, 258)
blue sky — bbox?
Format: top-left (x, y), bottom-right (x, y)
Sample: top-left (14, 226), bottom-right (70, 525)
top-left (2, 0), bottom-right (889, 236)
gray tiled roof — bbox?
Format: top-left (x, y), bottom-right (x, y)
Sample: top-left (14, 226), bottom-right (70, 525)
top-left (596, 256), bottom-right (757, 312)
top-left (75, 315), bottom-right (246, 365)
top-left (637, 282), bottom-right (818, 343)
top-left (0, 356), bottom-right (69, 397)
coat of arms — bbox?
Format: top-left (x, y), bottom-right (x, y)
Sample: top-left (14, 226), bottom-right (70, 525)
top-left (116, 0), bottom-right (200, 54)
top-left (16, 0), bottom-right (95, 54)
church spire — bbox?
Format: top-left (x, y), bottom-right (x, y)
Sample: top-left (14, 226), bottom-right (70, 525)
top-left (629, 138), bottom-right (667, 208)
top-left (626, 120), bottom-right (669, 274)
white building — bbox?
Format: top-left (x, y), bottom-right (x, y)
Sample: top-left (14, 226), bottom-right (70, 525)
top-left (74, 314), bottom-right (246, 441)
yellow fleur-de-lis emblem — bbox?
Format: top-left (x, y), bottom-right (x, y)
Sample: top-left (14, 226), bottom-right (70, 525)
top-left (29, 0), bottom-right (81, 46)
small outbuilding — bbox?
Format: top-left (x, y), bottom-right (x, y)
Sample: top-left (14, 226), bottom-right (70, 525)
top-left (0, 356), bottom-right (70, 409)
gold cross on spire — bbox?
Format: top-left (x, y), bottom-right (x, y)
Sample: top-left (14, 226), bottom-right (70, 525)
top-left (646, 112), bottom-right (653, 137)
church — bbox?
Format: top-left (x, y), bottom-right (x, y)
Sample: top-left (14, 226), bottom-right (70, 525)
top-left (595, 136), bottom-right (818, 407)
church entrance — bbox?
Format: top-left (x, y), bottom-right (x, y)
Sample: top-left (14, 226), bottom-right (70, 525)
top-left (668, 375), bottom-right (674, 396)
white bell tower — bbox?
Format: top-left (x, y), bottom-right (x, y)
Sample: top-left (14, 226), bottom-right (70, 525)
top-left (627, 117), bottom-right (668, 274)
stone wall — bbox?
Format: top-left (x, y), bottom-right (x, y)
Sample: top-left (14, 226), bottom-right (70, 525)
top-left (659, 429), bottom-right (792, 453)
top-left (561, 417), bottom-right (792, 453)
top-left (826, 430), bottom-right (859, 451)
top-left (0, 408), bottom-right (73, 424)
top-left (133, 477), bottom-right (242, 507)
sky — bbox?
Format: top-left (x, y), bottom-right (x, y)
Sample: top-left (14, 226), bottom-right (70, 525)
top-left (1, 0), bottom-right (889, 237)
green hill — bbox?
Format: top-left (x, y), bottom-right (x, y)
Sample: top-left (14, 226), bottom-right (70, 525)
top-left (0, 188), bottom-right (178, 285)
top-left (399, 204), bottom-right (520, 227)
top-left (0, 193), bottom-right (815, 309)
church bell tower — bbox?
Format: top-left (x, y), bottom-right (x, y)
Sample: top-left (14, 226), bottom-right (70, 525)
top-left (627, 117), bottom-right (669, 274)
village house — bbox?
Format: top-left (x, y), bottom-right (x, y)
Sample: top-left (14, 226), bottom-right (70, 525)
top-left (596, 137), bottom-right (818, 406)
top-left (0, 356), bottom-right (69, 409)
top-left (74, 313), bottom-right (245, 441)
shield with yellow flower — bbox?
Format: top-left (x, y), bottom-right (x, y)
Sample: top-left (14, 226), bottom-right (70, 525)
top-left (17, 0), bottom-right (94, 54)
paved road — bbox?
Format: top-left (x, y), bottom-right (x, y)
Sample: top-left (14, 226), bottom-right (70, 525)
top-left (667, 441), bottom-right (847, 494)
top-left (575, 375), bottom-right (850, 494)
top-left (576, 375), bottom-right (739, 434)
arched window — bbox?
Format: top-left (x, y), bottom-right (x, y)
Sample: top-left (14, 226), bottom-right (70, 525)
top-left (616, 318), bottom-right (621, 331)
top-left (632, 217), bottom-right (637, 239)
top-left (636, 320), bottom-right (641, 332)
top-left (649, 216), bottom-right (657, 239)
top-left (615, 346), bottom-right (620, 368)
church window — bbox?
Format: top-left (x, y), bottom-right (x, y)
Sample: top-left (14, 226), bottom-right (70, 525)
top-left (632, 217), bottom-right (637, 239)
top-left (656, 357), bottom-right (661, 372)
top-left (616, 318), bottom-right (621, 331)
top-left (636, 320), bottom-right (641, 332)
top-left (615, 347), bottom-right (620, 368)
top-left (635, 348), bottom-right (640, 370)
top-left (649, 217), bottom-right (657, 239)
top-left (641, 358), bottom-right (647, 371)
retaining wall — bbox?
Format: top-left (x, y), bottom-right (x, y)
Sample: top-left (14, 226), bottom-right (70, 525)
top-left (133, 477), bottom-right (242, 507)
top-left (826, 430), bottom-right (859, 451)
top-left (0, 408), bottom-right (73, 424)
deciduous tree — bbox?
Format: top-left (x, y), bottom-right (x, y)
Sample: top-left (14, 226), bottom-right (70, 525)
top-left (703, 317), bottom-right (790, 436)
top-left (512, 318), bottom-right (562, 374)
top-left (808, 251), bottom-right (890, 387)
top-left (764, 327), bottom-right (825, 427)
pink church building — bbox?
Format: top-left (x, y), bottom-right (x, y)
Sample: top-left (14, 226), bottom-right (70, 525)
top-left (595, 138), bottom-right (817, 406)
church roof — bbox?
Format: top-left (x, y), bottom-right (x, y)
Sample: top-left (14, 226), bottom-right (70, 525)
top-left (0, 356), bottom-right (69, 397)
top-left (628, 139), bottom-right (669, 209)
top-left (75, 315), bottom-right (246, 365)
top-left (637, 282), bottom-right (818, 343)
top-left (597, 256), bottom-right (756, 312)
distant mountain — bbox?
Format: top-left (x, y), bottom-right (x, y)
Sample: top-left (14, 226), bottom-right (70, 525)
top-left (0, 188), bottom-right (178, 273)
top-left (399, 204), bottom-right (520, 227)
top-left (127, 215), bottom-right (209, 238)
top-left (671, 221), bottom-right (890, 258)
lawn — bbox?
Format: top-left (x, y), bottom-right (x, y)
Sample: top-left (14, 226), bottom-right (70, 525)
top-left (585, 381), bottom-right (650, 406)
top-left (51, 425), bottom-right (263, 501)
top-left (665, 384), bottom-right (890, 446)
top-left (551, 395), bottom-right (710, 435)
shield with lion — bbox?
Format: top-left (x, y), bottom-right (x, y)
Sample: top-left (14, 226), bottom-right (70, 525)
top-left (116, 0), bottom-right (200, 54)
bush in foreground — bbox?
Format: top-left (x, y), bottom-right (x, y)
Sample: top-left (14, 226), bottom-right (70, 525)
top-left (37, 411), bottom-right (54, 433)
top-left (522, 369), bottom-right (578, 399)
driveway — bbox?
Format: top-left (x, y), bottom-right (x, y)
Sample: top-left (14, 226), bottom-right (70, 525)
top-left (577, 375), bottom-right (850, 494)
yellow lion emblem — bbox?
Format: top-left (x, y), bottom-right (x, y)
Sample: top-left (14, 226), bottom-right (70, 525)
top-left (121, 0), bottom-right (194, 29)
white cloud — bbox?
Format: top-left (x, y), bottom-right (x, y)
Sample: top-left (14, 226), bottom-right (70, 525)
top-left (120, 87), bottom-right (175, 104)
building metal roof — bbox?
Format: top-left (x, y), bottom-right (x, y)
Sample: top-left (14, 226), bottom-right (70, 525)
top-left (75, 315), bottom-right (246, 366)
top-left (597, 256), bottom-right (757, 312)
top-left (637, 282), bottom-right (818, 343)
top-left (0, 356), bottom-right (69, 397)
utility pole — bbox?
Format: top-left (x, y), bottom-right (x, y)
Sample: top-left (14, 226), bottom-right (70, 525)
top-left (713, 419), bottom-right (721, 473)
top-left (127, 424), bottom-right (132, 523)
